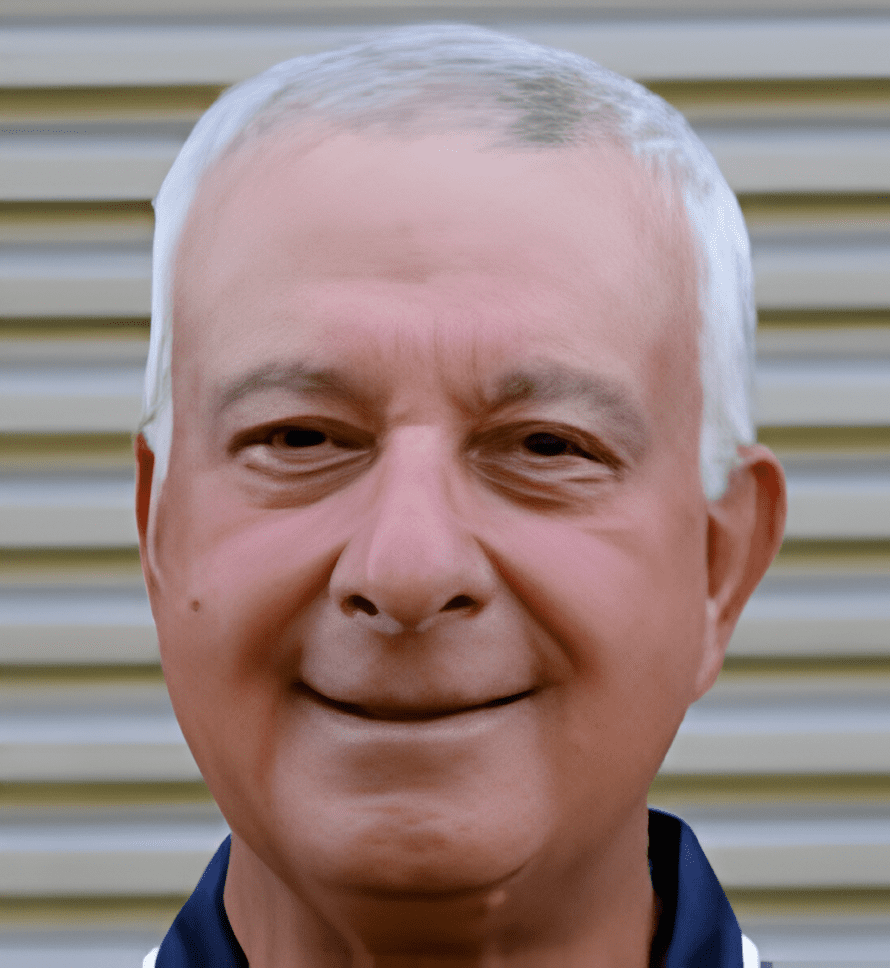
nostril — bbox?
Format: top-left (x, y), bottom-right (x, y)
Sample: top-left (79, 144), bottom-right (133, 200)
top-left (441, 594), bottom-right (476, 612)
top-left (344, 594), bottom-right (379, 617)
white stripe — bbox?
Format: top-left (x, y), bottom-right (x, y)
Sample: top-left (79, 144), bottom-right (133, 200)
top-left (742, 933), bottom-right (760, 968)
top-left (4, 20), bottom-right (890, 88)
top-left (139, 936), bottom-right (758, 967)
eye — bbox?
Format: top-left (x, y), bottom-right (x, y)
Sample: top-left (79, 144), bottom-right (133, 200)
top-left (278, 428), bottom-right (329, 448)
top-left (466, 422), bottom-right (621, 511)
top-left (522, 431), bottom-right (592, 458)
top-left (230, 418), bottom-right (373, 470)
top-left (467, 419), bottom-right (618, 475)
top-left (241, 423), bottom-right (370, 461)
top-left (466, 422), bottom-right (612, 466)
top-left (251, 422), bottom-right (367, 455)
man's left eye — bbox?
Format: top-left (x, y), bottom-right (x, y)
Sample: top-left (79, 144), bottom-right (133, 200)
top-left (279, 428), bottom-right (328, 448)
top-left (522, 432), bottom-right (592, 458)
top-left (466, 423), bottom-right (620, 510)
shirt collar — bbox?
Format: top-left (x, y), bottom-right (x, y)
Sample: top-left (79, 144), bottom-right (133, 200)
top-left (157, 836), bottom-right (247, 968)
top-left (648, 808), bottom-right (744, 968)
top-left (156, 810), bottom-right (743, 968)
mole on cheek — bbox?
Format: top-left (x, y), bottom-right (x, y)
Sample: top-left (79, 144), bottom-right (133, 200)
top-left (190, 600), bottom-right (201, 612)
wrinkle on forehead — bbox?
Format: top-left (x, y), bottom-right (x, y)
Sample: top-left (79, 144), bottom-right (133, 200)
top-left (178, 128), bottom-right (687, 291)
top-left (172, 128), bottom-right (702, 454)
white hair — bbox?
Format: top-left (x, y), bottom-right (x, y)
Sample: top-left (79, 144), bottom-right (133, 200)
top-left (141, 23), bottom-right (755, 500)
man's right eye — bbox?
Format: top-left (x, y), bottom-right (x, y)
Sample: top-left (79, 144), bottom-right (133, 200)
top-left (227, 419), bottom-right (376, 503)
top-left (228, 418), bottom-right (367, 457)
top-left (246, 422), bottom-right (369, 459)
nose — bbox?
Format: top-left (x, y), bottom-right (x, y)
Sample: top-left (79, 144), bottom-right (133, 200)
top-left (328, 426), bottom-right (496, 633)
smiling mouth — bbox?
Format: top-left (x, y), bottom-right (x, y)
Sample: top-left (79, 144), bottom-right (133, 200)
top-left (301, 685), bottom-right (536, 722)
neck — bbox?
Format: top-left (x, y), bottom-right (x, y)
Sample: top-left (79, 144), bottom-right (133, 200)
top-left (223, 809), bottom-right (658, 968)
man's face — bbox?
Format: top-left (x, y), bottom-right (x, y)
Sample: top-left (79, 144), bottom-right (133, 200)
top-left (145, 130), bottom-right (715, 905)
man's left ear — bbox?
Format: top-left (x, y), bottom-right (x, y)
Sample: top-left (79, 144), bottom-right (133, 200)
top-left (695, 444), bottom-right (787, 700)
top-left (134, 433), bottom-right (159, 590)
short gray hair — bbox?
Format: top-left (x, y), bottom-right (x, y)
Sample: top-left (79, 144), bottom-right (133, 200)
top-left (141, 23), bottom-right (755, 500)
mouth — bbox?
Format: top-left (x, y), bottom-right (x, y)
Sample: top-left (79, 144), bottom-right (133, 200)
top-left (300, 684), bottom-right (536, 722)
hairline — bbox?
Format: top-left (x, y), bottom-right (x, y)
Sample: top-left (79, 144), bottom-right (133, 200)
top-left (141, 24), bottom-right (755, 507)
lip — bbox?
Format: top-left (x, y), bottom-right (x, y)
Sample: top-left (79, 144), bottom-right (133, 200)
top-left (299, 683), bottom-right (536, 723)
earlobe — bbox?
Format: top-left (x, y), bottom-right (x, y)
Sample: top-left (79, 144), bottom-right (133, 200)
top-left (695, 445), bottom-right (787, 699)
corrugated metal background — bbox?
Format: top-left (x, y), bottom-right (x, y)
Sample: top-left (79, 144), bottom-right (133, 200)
top-left (1, 3), bottom-right (888, 966)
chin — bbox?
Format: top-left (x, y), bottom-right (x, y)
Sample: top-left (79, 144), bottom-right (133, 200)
top-left (249, 779), bottom-right (551, 908)
top-left (249, 714), bottom-right (556, 901)
top-left (332, 845), bottom-right (526, 900)
top-left (301, 832), bottom-right (536, 955)
top-left (309, 807), bottom-right (540, 897)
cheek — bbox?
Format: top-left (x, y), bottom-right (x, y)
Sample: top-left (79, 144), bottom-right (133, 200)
top-left (148, 469), bottom-right (348, 789)
top-left (472, 493), bottom-right (709, 839)
top-left (483, 491), bottom-right (709, 739)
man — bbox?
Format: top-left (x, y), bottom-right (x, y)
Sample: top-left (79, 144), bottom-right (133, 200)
top-left (136, 24), bottom-right (785, 968)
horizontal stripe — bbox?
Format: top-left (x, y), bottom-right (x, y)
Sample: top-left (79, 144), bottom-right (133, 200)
top-left (732, 576), bottom-right (890, 657)
top-left (2, 673), bottom-right (889, 779)
top-left (0, 247), bottom-right (151, 318)
top-left (4, 242), bottom-right (887, 317)
top-left (1, 919), bottom-right (888, 968)
top-left (0, 934), bottom-right (166, 968)
top-left (686, 808), bottom-right (890, 889)
top-left (0, 814), bottom-right (228, 896)
top-left (1, 464), bottom-right (888, 546)
top-left (3, 805), bottom-right (888, 894)
top-left (737, 917), bottom-right (890, 965)
top-left (4, 126), bottom-right (889, 200)
top-left (2, 18), bottom-right (890, 89)
top-left (3, 358), bottom-right (889, 433)
top-left (1, 574), bottom-right (888, 664)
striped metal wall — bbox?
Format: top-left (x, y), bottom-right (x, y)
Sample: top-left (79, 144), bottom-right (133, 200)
top-left (1, 4), bottom-right (889, 966)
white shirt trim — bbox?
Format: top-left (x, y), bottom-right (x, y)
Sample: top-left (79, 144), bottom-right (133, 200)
top-left (741, 932), bottom-right (760, 968)
top-left (143, 946), bottom-right (159, 968)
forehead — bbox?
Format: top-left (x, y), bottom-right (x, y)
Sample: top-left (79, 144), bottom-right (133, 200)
top-left (172, 128), bottom-right (699, 411)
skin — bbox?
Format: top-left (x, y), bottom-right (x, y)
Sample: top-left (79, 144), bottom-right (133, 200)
top-left (136, 129), bottom-right (786, 968)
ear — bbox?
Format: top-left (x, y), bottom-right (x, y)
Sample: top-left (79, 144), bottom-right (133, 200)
top-left (694, 444), bottom-right (787, 699)
top-left (135, 433), bottom-right (155, 565)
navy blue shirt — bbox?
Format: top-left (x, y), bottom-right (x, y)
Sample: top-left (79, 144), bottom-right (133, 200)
top-left (151, 809), bottom-right (757, 968)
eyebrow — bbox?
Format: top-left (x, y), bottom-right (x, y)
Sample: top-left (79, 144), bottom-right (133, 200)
top-left (486, 366), bottom-right (650, 459)
top-left (213, 362), bottom-right (363, 416)
top-left (213, 360), bottom-right (649, 458)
